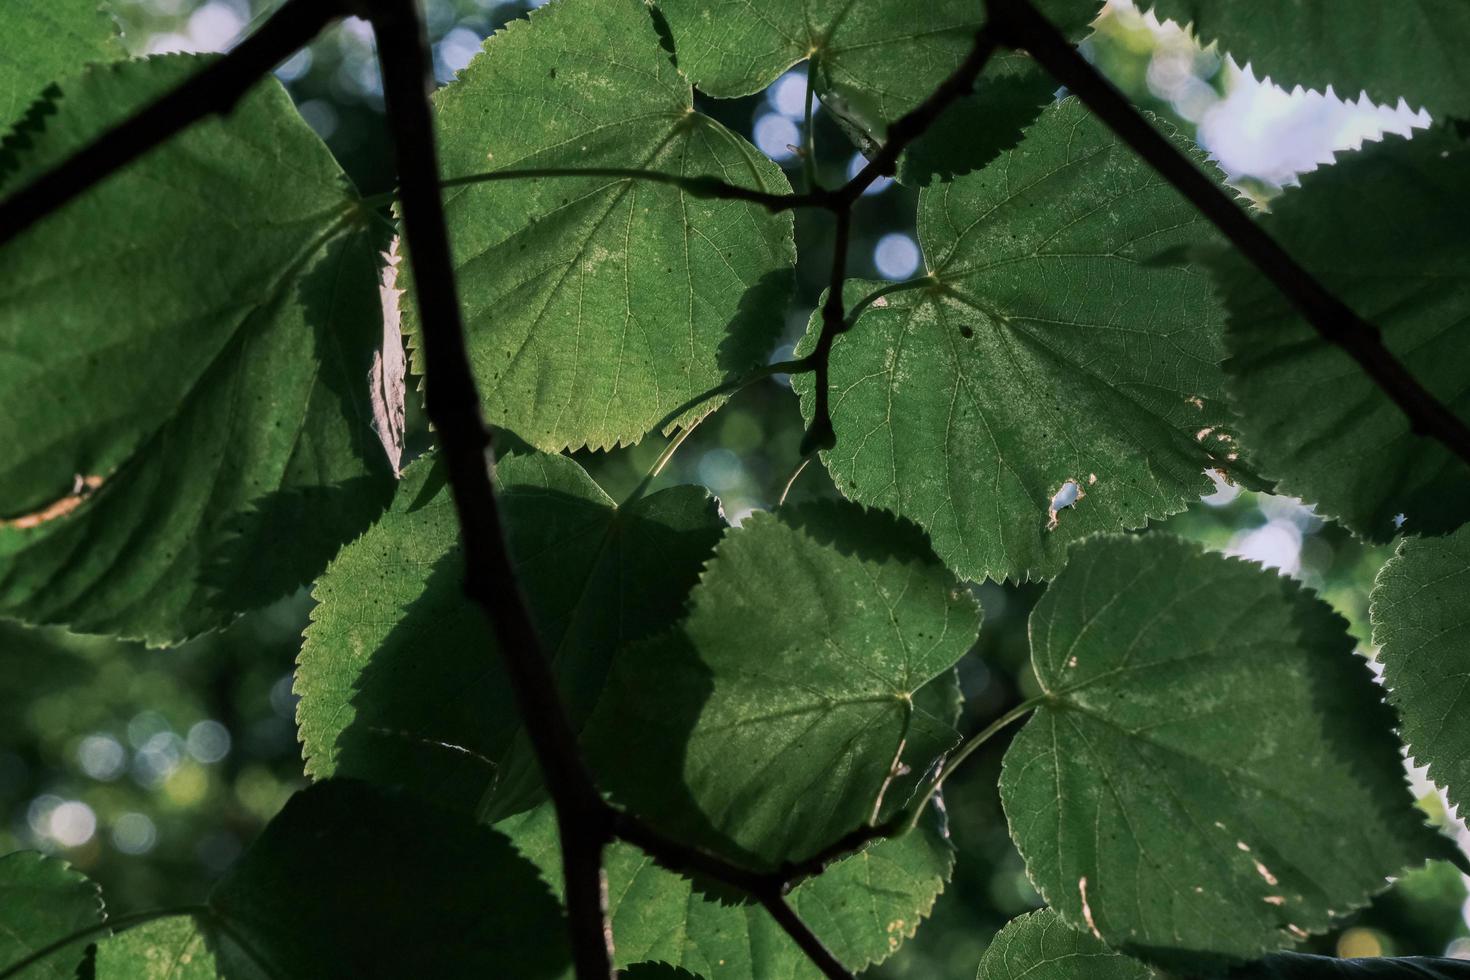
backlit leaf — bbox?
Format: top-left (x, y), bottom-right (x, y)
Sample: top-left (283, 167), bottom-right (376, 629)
top-left (0, 56), bottom-right (393, 644)
top-left (1001, 535), bottom-right (1444, 969)
top-left (798, 99), bottom-right (1236, 584)
top-left (587, 500), bottom-right (980, 868)
top-left (1215, 130), bottom-right (1470, 540)
top-left (405, 0), bottom-right (795, 452)
top-left (296, 451), bottom-right (723, 818)
top-left (1371, 523), bottom-right (1470, 816)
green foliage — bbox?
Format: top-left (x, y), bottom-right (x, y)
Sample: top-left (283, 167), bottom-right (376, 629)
top-left (1147, 0), bottom-right (1470, 117)
top-left (0, 0), bottom-right (120, 130)
top-left (1372, 524), bottom-right (1470, 816)
top-left (977, 909), bottom-right (1470, 980)
top-left (5, 0), bottom-right (1470, 977)
top-left (977, 910), bottom-right (1154, 980)
top-left (0, 851), bottom-right (103, 979)
top-left (501, 799), bottom-right (954, 975)
top-left (654, 0), bottom-right (1100, 167)
top-left (1002, 535), bottom-right (1444, 968)
top-left (1216, 130), bottom-right (1470, 541)
top-left (800, 100), bottom-right (1235, 584)
top-left (404, 0), bottom-right (796, 452)
top-left (297, 450), bottom-right (722, 817)
top-left (0, 56), bottom-right (393, 644)
top-left (588, 501), bottom-right (979, 868)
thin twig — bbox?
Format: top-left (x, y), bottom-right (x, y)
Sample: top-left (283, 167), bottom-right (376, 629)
top-left (987, 0), bottom-right (1470, 470)
top-left (799, 206), bottom-right (853, 455)
top-left (361, 167), bottom-right (818, 212)
top-left (0, 0), bottom-right (348, 247)
top-left (647, 358), bottom-right (809, 443)
top-left (901, 696), bottom-right (1042, 834)
top-left (777, 454), bottom-right (814, 506)
top-left (367, 1), bottom-right (612, 975)
top-left (802, 54), bottom-right (821, 193)
top-left (758, 894), bottom-right (855, 980)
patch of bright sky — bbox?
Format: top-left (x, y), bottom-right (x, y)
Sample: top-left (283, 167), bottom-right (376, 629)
top-left (1099, 0), bottom-right (1430, 191)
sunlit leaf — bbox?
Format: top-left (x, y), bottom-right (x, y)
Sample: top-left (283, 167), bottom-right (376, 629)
top-left (655, 0), bottom-right (1100, 169)
top-left (587, 500), bottom-right (980, 868)
top-left (95, 916), bottom-right (217, 980)
top-left (1001, 535), bottom-right (1445, 969)
top-left (1371, 523), bottom-right (1470, 816)
top-left (499, 799), bottom-right (954, 976)
top-left (798, 99), bottom-right (1235, 584)
top-left (0, 0), bottom-right (121, 132)
top-left (1215, 130), bottom-right (1470, 540)
top-left (978, 910), bottom-right (1154, 980)
top-left (1147, 0), bottom-right (1470, 117)
top-left (0, 56), bottom-right (393, 644)
top-left (296, 451), bottom-right (723, 818)
top-left (0, 851), bottom-right (103, 980)
top-left (405, 0), bottom-right (795, 452)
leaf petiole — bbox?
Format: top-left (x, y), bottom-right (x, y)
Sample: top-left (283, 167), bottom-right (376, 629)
top-left (899, 695), bottom-right (1045, 835)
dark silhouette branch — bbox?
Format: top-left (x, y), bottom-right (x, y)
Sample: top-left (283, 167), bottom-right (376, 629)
top-left (835, 30), bottom-right (999, 205)
top-left (0, 0), bottom-right (348, 247)
top-left (986, 0), bottom-right (1470, 470)
top-left (366, 1), bottom-right (612, 976)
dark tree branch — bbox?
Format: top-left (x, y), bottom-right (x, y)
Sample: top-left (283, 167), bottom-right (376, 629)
top-left (366, 1), bottom-right (611, 976)
top-left (0, 0), bottom-right (348, 247)
top-left (800, 206), bottom-right (853, 455)
top-left (986, 0), bottom-right (1470, 470)
top-left (758, 895), bottom-right (854, 980)
top-left (835, 30), bottom-right (999, 205)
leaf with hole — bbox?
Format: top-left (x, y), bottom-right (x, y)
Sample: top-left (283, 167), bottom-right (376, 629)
top-left (1000, 535), bottom-right (1445, 969)
top-left (797, 99), bottom-right (1237, 584)
top-left (404, 0), bottom-right (795, 453)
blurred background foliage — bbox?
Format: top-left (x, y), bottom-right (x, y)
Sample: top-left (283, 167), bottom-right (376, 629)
top-left (1, 0), bottom-right (1465, 975)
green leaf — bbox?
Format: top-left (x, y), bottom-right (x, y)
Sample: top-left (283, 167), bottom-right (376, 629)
top-left (587, 500), bottom-right (980, 869)
top-left (798, 99), bottom-right (1236, 584)
top-left (406, 0), bottom-right (795, 453)
top-left (1000, 535), bottom-right (1444, 969)
top-left (498, 800), bottom-right (954, 976)
top-left (1216, 130), bottom-right (1470, 541)
top-left (976, 910), bottom-right (1470, 980)
top-left (296, 450), bottom-right (723, 818)
top-left (1371, 524), bottom-right (1470, 816)
top-left (0, 851), bottom-right (103, 980)
top-left (95, 917), bottom-right (217, 980)
top-left (1146, 0), bottom-right (1470, 118)
top-left (0, 56), bottom-right (393, 644)
top-left (95, 780), bottom-right (569, 980)
top-left (0, 0), bottom-right (121, 131)
top-left (654, 0), bottom-right (1099, 161)
top-left (977, 910), bottom-right (1155, 980)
